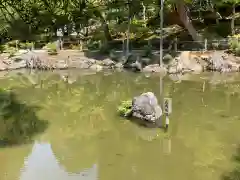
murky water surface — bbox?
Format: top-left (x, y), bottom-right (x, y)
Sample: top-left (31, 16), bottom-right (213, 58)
top-left (1, 69), bottom-right (240, 180)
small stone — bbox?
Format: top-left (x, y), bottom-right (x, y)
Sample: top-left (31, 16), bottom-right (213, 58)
top-left (143, 64), bottom-right (167, 74)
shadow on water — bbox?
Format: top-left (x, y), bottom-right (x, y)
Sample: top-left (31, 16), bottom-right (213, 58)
top-left (126, 116), bottom-right (165, 129)
top-left (222, 146), bottom-right (240, 180)
top-left (0, 88), bottom-right (48, 147)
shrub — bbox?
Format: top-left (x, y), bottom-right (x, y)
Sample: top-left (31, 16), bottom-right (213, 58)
top-left (142, 45), bottom-right (153, 58)
top-left (87, 41), bottom-right (99, 50)
top-left (163, 54), bottom-right (173, 64)
top-left (44, 42), bottom-right (58, 55)
top-left (19, 42), bottom-right (33, 50)
top-left (212, 42), bottom-right (219, 50)
top-left (229, 38), bottom-right (238, 51)
top-left (228, 36), bottom-right (240, 56)
top-left (0, 43), bottom-right (17, 57)
top-left (5, 40), bottom-right (18, 48)
top-left (117, 100), bottom-right (132, 117)
top-left (0, 45), bottom-right (6, 53)
top-left (235, 44), bottom-right (240, 56)
top-left (69, 44), bottom-right (81, 50)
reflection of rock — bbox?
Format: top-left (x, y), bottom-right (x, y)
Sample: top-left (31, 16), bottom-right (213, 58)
top-left (20, 142), bottom-right (98, 180)
top-left (168, 51), bottom-right (240, 74)
top-left (0, 144), bottom-right (32, 180)
top-left (132, 92), bottom-right (162, 123)
top-left (89, 64), bottom-right (103, 71)
top-left (143, 64), bottom-right (167, 74)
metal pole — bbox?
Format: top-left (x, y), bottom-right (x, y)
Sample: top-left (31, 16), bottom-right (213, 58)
top-left (159, 0), bottom-right (164, 66)
top-left (159, 0), bottom-right (164, 111)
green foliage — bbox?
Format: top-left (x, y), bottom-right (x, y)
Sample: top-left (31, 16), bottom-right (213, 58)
top-left (5, 40), bottom-right (18, 48)
top-left (69, 44), bottom-right (81, 50)
top-left (0, 0), bottom-right (238, 54)
top-left (0, 88), bottom-right (48, 146)
top-left (211, 42), bottom-right (219, 50)
top-left (228, 35), bottom-right (240, 56)
top-left (142, 44), bottom-right (153, 58)
top-left (19, 42), bottom-right (33, 50)
top-left (117, 100), bottom-right (132, 117)
top-left (0, 43), bottom-right (17, 57)
top-left (44, 42), bottom-right (58, 55)
top-left (0, 45), bottom-right (6, 53)
top-left (87, 41), bottom-right (99, 50)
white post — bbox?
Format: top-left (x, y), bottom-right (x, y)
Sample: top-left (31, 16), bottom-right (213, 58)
top-left (32, 42), bottom-right (34, 50)
top-left (204, 38), bottom-right (207, 51)
top-left (164, 98), bottom-right (172, 131)
top-left (159, 0), bottom-right (164, 114)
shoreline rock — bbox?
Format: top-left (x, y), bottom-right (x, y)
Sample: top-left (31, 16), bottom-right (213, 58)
top-left (0, 50), bottom-right (240, 74)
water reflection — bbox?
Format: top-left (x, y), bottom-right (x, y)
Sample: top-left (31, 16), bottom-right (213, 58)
top-left (0, 71), bottom-right (240, 180)
top-left (20, 142), bottom-right (98, 180)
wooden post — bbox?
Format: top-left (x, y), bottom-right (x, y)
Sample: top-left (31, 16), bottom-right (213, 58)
top-left (163, 137), bottom-right (171, 154)
top-left (148, 40), bottom-right (151, 46)
top-left (204, 39), bottom-right (207, 51)
top-left (15, 40), bottom-right (18, 50)
top-left (79, 40), bottom-right (83, 51)
top-left (174, 37), bottom-right (177, 52)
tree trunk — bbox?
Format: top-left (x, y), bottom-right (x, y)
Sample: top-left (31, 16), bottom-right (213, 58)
top-left (102, 22), bottom-right (112, 42)
top-left (93, 9), bottom-right (112, 42)
top-left (126, 0), bottom-right (131, 56)
top-left (175, 0), bottom-right (202, 42)
top-left (142, 2), bottom-right (146, 26)
top-left (97, 14), bottom-right (112, 42)
top-left (231, 4), bottom-right (235, 35)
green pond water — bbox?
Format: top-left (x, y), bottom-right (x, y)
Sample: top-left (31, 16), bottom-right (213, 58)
top-left (0, 69), bottom-right (240, 180)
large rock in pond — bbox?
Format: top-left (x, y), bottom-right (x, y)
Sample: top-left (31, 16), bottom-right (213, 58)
top-left (132, 92), bottom-right (162, 123)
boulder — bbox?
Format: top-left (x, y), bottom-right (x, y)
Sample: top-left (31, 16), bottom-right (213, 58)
top-left (102, 58), bottom-right (115, 67)
top-left (131, 92), bottom-right (162, 123)
top-left (20, 51), bottom-right (49, 69)
top-left (114, 62), bottom-right (123, 69)
top-left (89, 64), bottom-right (103, 71)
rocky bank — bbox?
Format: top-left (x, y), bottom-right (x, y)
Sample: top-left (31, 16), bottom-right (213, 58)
top-left (0, 49), bottom-right (240, 74)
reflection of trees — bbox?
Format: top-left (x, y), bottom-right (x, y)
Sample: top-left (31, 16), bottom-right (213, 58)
top-left (51, 138), bottom-right (98, 173)
top-left (98, 129), bottom-right (195, 180)
top-left (0, 144), bottom-right (32, 180)
top-left (170, 80), bottom-right (240, 180)
top-left (222, 146), bottom-right (240, 180)
top-left (20, 142), bottom-right (98, 180)
top-left (0, 88), bottom-right (48, 146)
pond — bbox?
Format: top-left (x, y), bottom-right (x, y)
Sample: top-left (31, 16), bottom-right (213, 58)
top-left (0, 69), bottom-right (240, 180)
